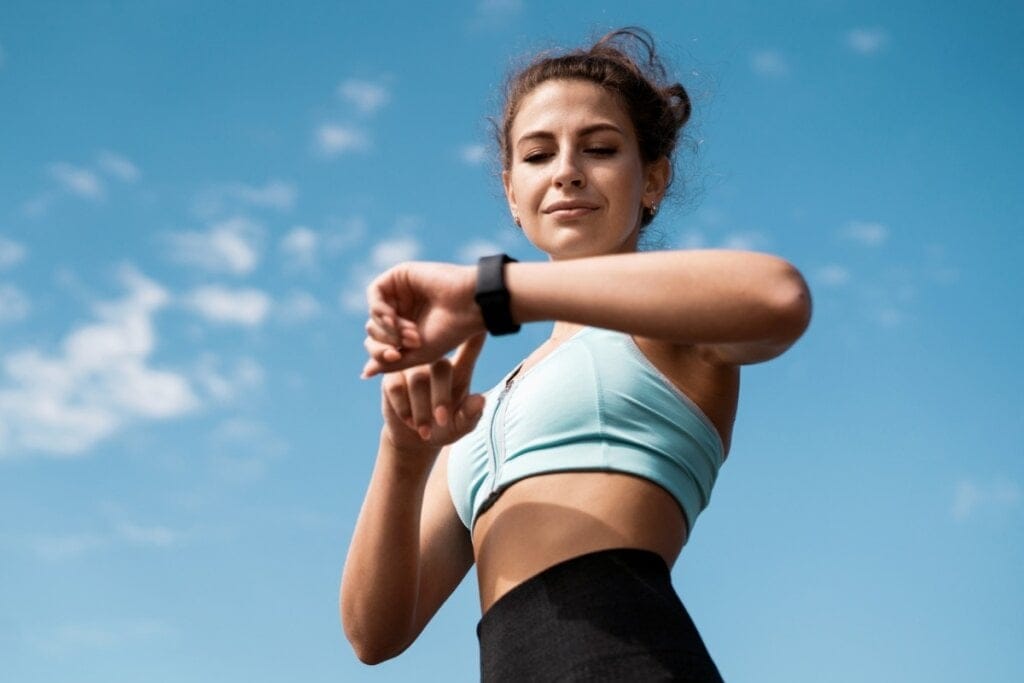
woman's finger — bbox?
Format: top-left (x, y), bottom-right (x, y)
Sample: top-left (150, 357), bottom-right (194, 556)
top-left (365, 317), bottom-right (400, 348)
top-left (429, 359), bottom-right (453, 427)
top-left (452, 393), bottom-right (487, 434)
top-left (405, 368), bottom-right (434, 440)
top-left (363, 336), bottom-right (402, 364)
top-left (382, 373), bottom-right (413, 426)
top-left (450, 332), bottom-right (487, 395)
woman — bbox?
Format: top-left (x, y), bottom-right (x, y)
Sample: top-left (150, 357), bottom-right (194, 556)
top-left (341, 28), bottom-right (811, 681)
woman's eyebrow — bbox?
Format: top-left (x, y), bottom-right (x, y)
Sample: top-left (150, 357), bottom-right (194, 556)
top-left (515, 123), bottom-right (624, 146)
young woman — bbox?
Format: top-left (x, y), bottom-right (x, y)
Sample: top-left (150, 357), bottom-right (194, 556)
top-left (341, 28), bottom-right (811, 681)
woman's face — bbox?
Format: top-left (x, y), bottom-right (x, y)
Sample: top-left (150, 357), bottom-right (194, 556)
top-left (503, 79), bottom-right (668, 260)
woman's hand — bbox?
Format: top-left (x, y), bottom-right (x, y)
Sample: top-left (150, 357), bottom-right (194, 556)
top-left (379, 332), bottom-right (488, 453)
top-left (361, 262), bottom-right (485, 379)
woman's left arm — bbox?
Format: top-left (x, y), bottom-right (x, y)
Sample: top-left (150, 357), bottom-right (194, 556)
top-left (506, 249), bottom-right (812, 366)
top-left (361, 250), bottom-right (811, 377)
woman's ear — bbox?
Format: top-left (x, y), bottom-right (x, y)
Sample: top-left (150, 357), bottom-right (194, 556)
top-left (502, 169), bottom-right (518, 217)
top-left (642, 157), bottom-right (671, 208)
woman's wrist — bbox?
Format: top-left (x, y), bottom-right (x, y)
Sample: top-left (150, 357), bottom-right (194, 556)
top-left (379, 428), bottom-right (440, 473)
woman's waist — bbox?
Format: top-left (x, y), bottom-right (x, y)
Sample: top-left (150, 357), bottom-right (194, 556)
top-left (471, 470), bottom-right (686, 614)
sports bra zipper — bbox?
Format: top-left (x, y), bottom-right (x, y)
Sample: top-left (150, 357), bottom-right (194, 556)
top-left (488, 370), bottom-right (518, 495)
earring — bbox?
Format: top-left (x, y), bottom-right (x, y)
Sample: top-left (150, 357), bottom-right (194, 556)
top-left (513, 213), bottom-right (521, 227)
top-left (647, 203), bottom-right (658, 217)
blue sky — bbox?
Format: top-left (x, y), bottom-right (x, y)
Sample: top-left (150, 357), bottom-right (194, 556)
top-left (2, 1), bottom-right (1022, 681)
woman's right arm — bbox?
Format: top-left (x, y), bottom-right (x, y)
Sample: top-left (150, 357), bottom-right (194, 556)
top-left (340, 332), bottom-right (486, 664)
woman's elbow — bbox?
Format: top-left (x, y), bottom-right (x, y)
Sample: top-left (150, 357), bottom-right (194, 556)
top-left (345, 626), bottom-right (408, 666)
top-left (770, 262), bottom-right (813, 343)
top-left (341, 603), bottom-right (411, 666)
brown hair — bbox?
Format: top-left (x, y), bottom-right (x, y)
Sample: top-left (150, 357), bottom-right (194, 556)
top-left (496, 27), bottom-right (692, 227)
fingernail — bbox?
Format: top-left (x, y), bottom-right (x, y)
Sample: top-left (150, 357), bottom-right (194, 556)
top-left (418, 425), bottom-right (431, 440)
top-left (434, 405), bottom-right (447, 426)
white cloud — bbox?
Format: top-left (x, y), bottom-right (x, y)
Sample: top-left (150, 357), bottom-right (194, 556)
top-left (459, 144), bottom-right (488, 165)
top-left (115, 521), bottom-right (181, 547)
top-left (96, 151), bottom-right (140, 182)
top-left (371, 235), bottom-right (419, 268)
top-left (0, 235), bottom-right (27, 268)
top-left (184, 285), bottom-right (271, 326)
top-left (721, 231), bottom-right (768, 250)
top-left (191, 180), bottom-right (297, 218)
top-left (28, 619), bottom-right (175, 655)
top-left (677, 229), bottom-right (707, 249)
top-left (166, 216), bottom-right (262, 275)
top-left (842, 220), bottom-right (888, 247)
top-left (32, 533), bottom-right (107, 560)
top-left (751, 50), bottom-right (790, 78)
top-left (316, 124), bottom-right (370, 156)
top-left (814, 264), bottom-right (850, 287)
top-left (277, 290), bottom-right (321, 323)
top-left (471, 0), bottom-right (523, 26)
top-left (340, 236), bottom-right (422, 312)
top-left (193, 354), bottom-right (264, 403)
top-left (457, 239), bottom-right (503, 264)
top-left (846, 28), bottom-right (889, 55)
top-left (338, 79), bottom-right (390, 115)
top-left (0, 266), bottom-right (199, 457)
top-left (280, 226), bottom-right (319, 269)
top-left (0, 285), bottom-right (30, 322)
top-left (226, 180), bottom-right (296, 210)
top-left (48, 162), bottom-right (105, 200)
top-left (952, 477), bottom-right (1021, 521)
top-left (21, 192), bottom-right (56, 218)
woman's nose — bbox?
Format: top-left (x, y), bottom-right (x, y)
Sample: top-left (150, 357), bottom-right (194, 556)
top-left (552, 152), bottom-right (585, 188)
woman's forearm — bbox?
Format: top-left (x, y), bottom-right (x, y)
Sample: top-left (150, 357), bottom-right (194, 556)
top-left (505, 249), bottom-right (811, 358)
top-left (340, 432), bottom-right (438, 664)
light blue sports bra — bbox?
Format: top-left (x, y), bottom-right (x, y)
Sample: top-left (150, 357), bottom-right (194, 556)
top-left (447, 326), bottom-right (726, 535)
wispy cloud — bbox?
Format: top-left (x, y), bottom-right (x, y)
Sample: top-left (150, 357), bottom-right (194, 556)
top-left (96, 150), bottom-right (140, 182)
top-left (751, 50), bottom-right (790, 78)
top-left (952, 477), bottom-right (1021, 521)
top-left (193, 354), bottom-right (264, 403)
top-left (814, 264), bottom-right (851, 287)
top-left (166, 216), bottom-right (262, 275)
top-left (340, 235), bottom-right (422, 312)
top-left (193, 180), bottom-right (296, 217)
top-left (0, 235), bottom-right (26, 269)
top-left (846, 28), bottom-right (890, 55)
top-left (276, 290), bottom-right (321, 323)
top-left (280, 226), bottom-right (319, 269)
top-left (338, 78), bottom-right (390, 115)
top-left (459, 143), bottom-right (488, 165)
top-left (183, 285), bottom-right (271, 327)
top-left (457, 239), bottom-right (503, 264)
top-left (841, 220), bottom-right (888, 247)
top-left (27, 619), bottom-right (176, 655)
top-left (0, 284), bottom-right (30, 322)
top-left (48, 162), bottom-right (105, 200)
top-left (209, 417), bottom-right (288, 484)
top-left (0, 266), bottom-right (198, 457)
top-left (316, 124), bottom-right (370, 156)
top-left (470, 0), bottom-right (523, 28)
top-left (31, 533), bottom-right (107, 560)
top-left (721, 231), bottom-right (769, 250)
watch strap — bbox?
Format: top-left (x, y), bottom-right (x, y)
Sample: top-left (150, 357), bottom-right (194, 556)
top-left (474, 254), bottom-right (520, 335)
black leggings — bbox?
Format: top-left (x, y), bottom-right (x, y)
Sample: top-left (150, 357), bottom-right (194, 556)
top-left (476, 547), bottom-right (725, 682)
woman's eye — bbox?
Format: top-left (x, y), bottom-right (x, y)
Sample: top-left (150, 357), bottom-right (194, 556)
top-left (587, 147), bottom-right (616, 156)
top-left (523, 152), bottom-right (551, 163)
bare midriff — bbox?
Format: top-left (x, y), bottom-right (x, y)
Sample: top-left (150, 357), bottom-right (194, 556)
top-left (471, 470), bottom-right (688, 615)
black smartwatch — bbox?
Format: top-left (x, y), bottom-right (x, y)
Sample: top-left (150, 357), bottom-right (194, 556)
top-left (474, 254), bottom-right (520, 335)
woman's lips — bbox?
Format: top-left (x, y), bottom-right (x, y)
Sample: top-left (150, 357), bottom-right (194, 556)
top-left (548, 207), bottom-right (596, 219)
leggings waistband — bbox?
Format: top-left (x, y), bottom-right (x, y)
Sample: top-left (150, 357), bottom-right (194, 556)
top-left (477, 547), bottom-right (723, 682)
